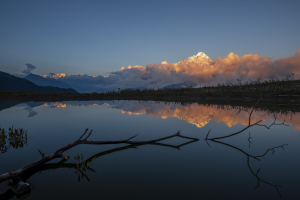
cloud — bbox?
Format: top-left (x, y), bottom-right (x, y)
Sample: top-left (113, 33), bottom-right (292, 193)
top-left (43, 49), bottom-right (300, 92)
top-left (109, 49), bottom-right (300, 89)
top-left (22, 63), bottom-right (36, 74)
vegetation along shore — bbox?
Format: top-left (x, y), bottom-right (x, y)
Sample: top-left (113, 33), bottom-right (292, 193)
top-left (1, 78), bottom-right (299, 102)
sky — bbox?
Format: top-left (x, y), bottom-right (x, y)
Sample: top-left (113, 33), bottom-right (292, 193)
top-left (0, 0), bottom-right (299, 77)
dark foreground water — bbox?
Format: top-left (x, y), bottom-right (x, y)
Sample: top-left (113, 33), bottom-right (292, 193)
top-left (0, 100), bottom-right (300, 200)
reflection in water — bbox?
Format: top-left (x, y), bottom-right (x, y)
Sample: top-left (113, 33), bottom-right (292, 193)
top-left (0, 100), bottom-right (298, 199)
top-left (74, 154), bottom-right (95, 182)
top-left (112, 101), bottom-right (300, 130)
top-left (41, 102), bottom-right (67, 108)
top-left (108, 101), bottom-right (299, 131)
top-left (0, 133), bottom-right (288, 198)
top-left (0, 127), bottom-right (28, 153)
top-left (17, 101), bottom-right (300, 130)
top-left (211, 140), bottom-right (288, 197)
top-left (23, 106), bottom-right (37, 118)
top-left (0, 140), bottom-right (198, 200)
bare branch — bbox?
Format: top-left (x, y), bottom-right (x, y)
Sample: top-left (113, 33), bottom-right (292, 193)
top-left (77, 128), bottom-right (89, 141)
top-left (84, 129), bottom-right (93, 140)
top-left (38, 149), bottom-right (45, 158)
top-left (126, 134), bottom-right (139, 141)
top-left (0, 129), bottom-right (198, 183)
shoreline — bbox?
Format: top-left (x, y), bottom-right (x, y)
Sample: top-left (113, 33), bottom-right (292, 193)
top-left (1, 94), bottom-right (300, 102)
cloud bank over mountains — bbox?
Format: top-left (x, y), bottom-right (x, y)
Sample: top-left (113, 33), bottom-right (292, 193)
top-left (42, 49), bottom-right (300, 92)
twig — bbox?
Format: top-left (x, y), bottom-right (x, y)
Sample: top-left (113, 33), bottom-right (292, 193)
top-left (126, 134), bottom-right (139, 141)
top-left (84, 129), bottom-right (93, 140)
top-left (77, 128), bottom-right (89, 141)
top-left (38, 149), bottom-right (45, 158)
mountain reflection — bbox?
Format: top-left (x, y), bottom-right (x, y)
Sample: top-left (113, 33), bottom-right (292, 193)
top-left (108, 101), bottom-right (300, 131)
top-left (41, 102), bottom-right (67, 107)
top-left (21, 101), bottom-right (300, 130)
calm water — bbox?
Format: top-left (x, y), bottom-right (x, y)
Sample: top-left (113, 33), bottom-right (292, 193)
top-left (0, 100), bottom-right (300, 199)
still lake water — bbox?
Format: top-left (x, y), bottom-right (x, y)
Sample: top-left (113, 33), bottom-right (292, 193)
top-left (0, 100), bottom-right (300, 199)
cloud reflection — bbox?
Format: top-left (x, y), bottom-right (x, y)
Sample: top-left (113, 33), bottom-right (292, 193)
top-left (22, 101), bottom-right (300, 131)
top-left (108, 101), bottom-right (300, 131)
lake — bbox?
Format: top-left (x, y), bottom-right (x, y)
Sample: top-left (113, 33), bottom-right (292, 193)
top-left (0, 100), bottom-right (299, 199)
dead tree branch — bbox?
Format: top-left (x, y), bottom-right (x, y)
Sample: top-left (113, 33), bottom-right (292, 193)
top-left (0, 138), bottom-right (199, 200)
top-left (0, 130), bottom-right (198, 183)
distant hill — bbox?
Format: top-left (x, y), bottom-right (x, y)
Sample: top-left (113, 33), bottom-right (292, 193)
top-left (164, 81), bottom-right (197, 89)
top-left (0, 71), bottom-right (78, 93)
top-left (25, 73), bottom-right (73, 89)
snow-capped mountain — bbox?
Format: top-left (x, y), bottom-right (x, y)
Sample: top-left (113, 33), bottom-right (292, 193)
top-left (193, 52), bottom-right (211, 60)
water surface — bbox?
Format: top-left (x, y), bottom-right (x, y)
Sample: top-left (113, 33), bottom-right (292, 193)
top-left (0, 100), bottom-right (299, 199)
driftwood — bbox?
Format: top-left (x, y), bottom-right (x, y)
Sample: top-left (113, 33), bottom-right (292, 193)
top-left (0, 130), bottom-right (198, 183)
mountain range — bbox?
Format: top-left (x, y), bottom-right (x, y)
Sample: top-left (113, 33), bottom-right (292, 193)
top-left (0, 71), bottom-right (78, 93)
top-left (24, 73), bottom-right (73, 89)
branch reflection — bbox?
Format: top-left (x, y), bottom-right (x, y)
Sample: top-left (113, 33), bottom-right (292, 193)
top-left (211, 140), bottom-right (287, 197)
top-left (0, 140), bottom-right (197, 200)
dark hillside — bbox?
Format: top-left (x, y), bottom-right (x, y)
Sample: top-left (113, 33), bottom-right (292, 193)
top-left (0, 71), bottom-right (78, 94)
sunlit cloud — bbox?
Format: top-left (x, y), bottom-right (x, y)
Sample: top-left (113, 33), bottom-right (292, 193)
top-left (112, 49), bottom-right (300, 89)
top-left (51, 73), bottom-right (66, 79)
top-left (41, 49), bottom-right (300, 92)
top-left (40, 73), bottom-right (66, 79)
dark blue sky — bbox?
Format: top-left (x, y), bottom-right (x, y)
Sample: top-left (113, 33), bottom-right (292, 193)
top-left (1, 0), bottom-right (299, 76)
